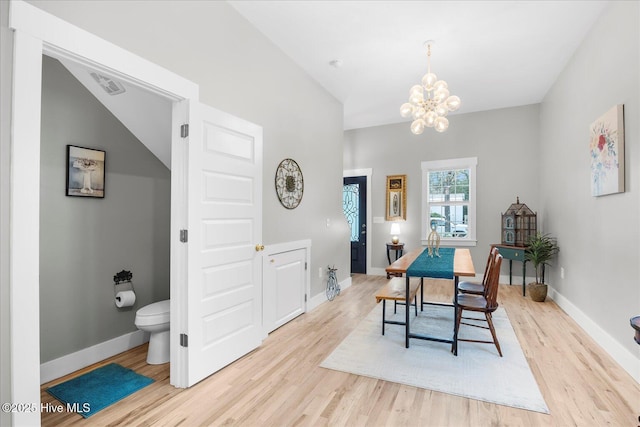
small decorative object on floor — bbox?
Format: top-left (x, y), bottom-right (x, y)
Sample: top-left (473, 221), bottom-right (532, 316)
top-left (524, 232), bottom-right (559, 302)
top-left (426, 220), bottom-right (441, 257)
top-left (630, 316), bottom-right (640, 345)
top-left (326, 265), bottom-right (340, 301)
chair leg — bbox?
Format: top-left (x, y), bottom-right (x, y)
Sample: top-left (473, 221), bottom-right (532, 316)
top-left (414, 297), bottom-right (417, 316)
top-left (485, 312), bottom-right (502, 357)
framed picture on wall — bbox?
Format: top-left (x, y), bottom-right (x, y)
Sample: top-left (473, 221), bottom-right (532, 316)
top-left (66, 145), bottom-right (106, 198)
top-left (590, 104), bottom-right (624, 197)
top-left (385, 174), bottom-right (406, 221)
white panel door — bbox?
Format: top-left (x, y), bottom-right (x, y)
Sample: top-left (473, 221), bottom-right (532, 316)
top-left (186, 103), bottom-right (263, 387)
top-left (264, 249), bottom-right (307, 333)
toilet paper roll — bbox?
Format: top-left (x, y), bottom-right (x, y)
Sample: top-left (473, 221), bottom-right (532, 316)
top-left (115, 290), bottom-right (136, 308)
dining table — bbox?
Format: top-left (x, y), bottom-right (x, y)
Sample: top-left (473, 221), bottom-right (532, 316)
top-left (385, 247), bottom-right (476, 355)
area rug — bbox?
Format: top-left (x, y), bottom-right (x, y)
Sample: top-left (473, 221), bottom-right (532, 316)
top-left (46, 363), bottom-right (154, 418)
top-left (320, 303), bottom-right (549, 414)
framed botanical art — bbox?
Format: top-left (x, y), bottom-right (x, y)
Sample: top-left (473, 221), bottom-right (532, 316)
top-left (590, 104), bottom-right (624, 197)
top-left (385, 174), bottom-right (406, 221)
top-left (66, 145), bottom-right (106, 198)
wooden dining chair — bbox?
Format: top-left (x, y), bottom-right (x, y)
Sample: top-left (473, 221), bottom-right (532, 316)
top-left (454, 253), bottom-right (504, 356)
top-left (458, 246), bottom-right (499, 295)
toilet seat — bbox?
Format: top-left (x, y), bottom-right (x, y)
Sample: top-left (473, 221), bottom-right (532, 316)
top-left (135, 299), bottom-right (170, 327)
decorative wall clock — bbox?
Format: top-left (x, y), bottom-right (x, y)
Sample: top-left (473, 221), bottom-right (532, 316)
top-left (275, 158), bottom-right (304, 209)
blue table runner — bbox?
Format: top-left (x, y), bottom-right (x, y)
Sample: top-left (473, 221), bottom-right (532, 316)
top-left (406, 247), bottom-right (455, 279)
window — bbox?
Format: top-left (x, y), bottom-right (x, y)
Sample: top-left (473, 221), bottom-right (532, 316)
top-left (421, 157), bottom-right (477, 246)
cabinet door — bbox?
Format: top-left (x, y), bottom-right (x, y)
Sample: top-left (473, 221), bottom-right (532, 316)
top-left (264, 249), bottom-right (307, 333)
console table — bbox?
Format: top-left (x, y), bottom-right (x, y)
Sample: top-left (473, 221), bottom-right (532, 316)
top-left (491, 243), bottom-right (528, 296)
top-left (386, 243), bottom-right (405, 278)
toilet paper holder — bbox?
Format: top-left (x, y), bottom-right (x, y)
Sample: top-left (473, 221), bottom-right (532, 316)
top-left (113, 269), bottom-right (135, 300)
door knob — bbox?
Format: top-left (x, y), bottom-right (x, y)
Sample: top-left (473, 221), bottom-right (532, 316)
top-left (255, 244), bottom-right (265, 251)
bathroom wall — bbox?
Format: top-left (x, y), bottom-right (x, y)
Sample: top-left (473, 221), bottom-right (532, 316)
top-left (39, 56), bottom-right (171, 363)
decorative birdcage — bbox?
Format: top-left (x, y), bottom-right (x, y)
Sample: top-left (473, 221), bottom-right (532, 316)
top-left (501, 197), bottom-right (537, 247)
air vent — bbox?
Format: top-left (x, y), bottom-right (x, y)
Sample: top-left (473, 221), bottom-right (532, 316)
top-left (90, 72), bottom-right (126, 96)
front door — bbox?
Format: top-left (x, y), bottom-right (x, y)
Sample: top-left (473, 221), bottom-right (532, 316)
top-left (343, 176), bottom-right (367, 274)
top-left (185, 102), bottom-right (264, 387)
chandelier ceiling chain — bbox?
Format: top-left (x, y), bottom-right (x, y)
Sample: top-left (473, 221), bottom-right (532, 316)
top-left (400, 41), bottom-right (461, 134)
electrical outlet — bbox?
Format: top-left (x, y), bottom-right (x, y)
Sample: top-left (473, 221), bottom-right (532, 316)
top-left (561, 267), bottom-right (565, 279)
top-left (319, 267), bottom-right (323, 278)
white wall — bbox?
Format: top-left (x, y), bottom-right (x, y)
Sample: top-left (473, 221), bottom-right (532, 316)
top-left (345, 0), bottom-right (640, 382)
top-left (539, 1), bottom-right (640, 373)
top-left (24, 0), bottom-right (350, 299)
top-left (0, 2), bottom-right (348, 420)
top-left (0, 0), bottom-right (13, 424)
top-left (344, 104), bottom-right (541, 273)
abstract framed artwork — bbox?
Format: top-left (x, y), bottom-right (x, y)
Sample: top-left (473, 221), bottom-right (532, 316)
top-left (66, 145), bottom-right (106, 198)
top-left (385, 174), bottom-right (406, 221)
top-left (590, 105), bottom-right (624, 197)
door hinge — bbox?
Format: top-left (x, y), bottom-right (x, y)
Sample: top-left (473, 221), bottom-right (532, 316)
top-left (180, 333), bottom-right (188, 347)
top-left (180, 229), bottom-right (188, 243)
top-left (305, 294), bottom-right (307, 302)
top-left (180, 124), bottom-right (189, 138)
top-left (305, 262), bottom-right (308, 270)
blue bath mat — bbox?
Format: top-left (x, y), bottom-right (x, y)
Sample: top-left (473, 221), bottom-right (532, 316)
top-left (46, 363), bottom-right (154, 418)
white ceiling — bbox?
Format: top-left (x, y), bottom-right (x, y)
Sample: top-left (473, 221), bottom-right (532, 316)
top-left (228, 1), bottom-right (609, 130)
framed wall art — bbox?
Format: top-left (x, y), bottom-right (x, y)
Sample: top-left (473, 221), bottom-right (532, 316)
top-left (590, 104), bottom-right (624, 197)
top-left (275, 158), bottom-right (304, 209)
top-left (385, 174), bottom-right (406, 221)
top-left (66, 145), bottom-right (106, 198)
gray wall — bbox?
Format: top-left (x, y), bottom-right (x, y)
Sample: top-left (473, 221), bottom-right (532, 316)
top-left (539, 1), bottom-right (640, 357)
top-left (39, 56), bottom-right (171, 363)
top-left (344, 104), bottom-right (541, 272)
top-left (26, 0), bottom-right (350, 299)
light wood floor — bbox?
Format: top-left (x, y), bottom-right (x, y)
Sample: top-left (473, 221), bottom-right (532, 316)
top-left (41, 275), bottom-right (640, 426)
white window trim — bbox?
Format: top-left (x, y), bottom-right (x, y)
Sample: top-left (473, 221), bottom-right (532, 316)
top-left (421, 157), bottom-right (478, 247)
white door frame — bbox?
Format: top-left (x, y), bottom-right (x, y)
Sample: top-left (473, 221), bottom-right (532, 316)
top-left (343, 168), bottom-right (373, 275)
top-left (8, 1), bottom-right (197, 422)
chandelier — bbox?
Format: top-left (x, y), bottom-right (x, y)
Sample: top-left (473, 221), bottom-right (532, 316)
top-left (400, 42), bottom-right (461, 134)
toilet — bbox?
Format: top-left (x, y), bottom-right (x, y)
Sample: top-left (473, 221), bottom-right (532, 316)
top-left (134, 299), bottom-right (170, 364)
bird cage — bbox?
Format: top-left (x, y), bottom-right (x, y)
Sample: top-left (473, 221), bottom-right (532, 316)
top-left (501, 197), bottom-right (537, 247)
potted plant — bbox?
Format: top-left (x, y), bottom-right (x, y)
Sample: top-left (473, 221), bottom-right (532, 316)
top-left (524, 232), bottom-right (559, 302)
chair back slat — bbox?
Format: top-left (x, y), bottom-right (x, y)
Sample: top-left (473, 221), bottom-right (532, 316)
top-left (482, 248), bottom-right (500, 298)
top-left (484, 254), bottom-right (503, 309)
top-left (481, 246), bottom-right (499, 285)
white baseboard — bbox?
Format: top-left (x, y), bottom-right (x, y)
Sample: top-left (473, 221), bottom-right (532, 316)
top-left (40, 330), bottom-right (148, 384)
top-left (548, 285), bottom-right (640, 384)
top-left (308, 276), bottom-right (352, 311)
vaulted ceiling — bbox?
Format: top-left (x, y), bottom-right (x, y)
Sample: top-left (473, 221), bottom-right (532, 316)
top-left (228, 1), bottom-right (608, 130)
top-left (58, 1), bottom-right (609, 168)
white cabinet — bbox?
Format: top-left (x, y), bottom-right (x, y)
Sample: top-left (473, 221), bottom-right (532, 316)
top-left (263, 241), bottom-right (310, 333)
